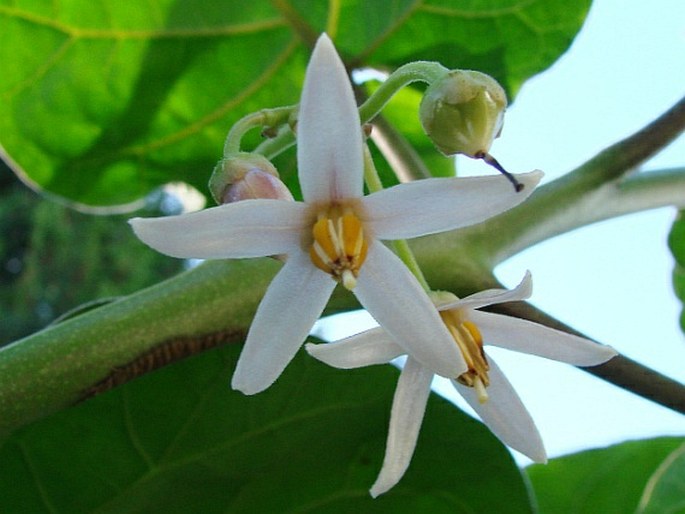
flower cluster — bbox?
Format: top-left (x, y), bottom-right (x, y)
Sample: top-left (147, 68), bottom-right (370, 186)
top-left (307, 272), bottom-right (616, 496)
top-left (130, 34), bottom-right (616, 497)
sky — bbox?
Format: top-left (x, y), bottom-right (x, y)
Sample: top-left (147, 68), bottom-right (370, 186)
top-left (316, 0), bottom-right (685, 462)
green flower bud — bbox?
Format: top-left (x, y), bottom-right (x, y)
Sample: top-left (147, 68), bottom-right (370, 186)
top-left (419, 70), bottom-right (507, 157)
top-left (209, 153), bottom-right (292, 204)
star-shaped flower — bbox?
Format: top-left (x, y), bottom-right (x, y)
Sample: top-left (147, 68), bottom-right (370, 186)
top-left (306, 272), bottom-right (617, 497)
top-left (130, 34), bottom-right (541, 395)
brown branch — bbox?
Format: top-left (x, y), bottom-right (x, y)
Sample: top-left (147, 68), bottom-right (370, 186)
top-left (487, 301), bottom-right (685, 415)
top-left (573, 94), bottom-right (685, 181)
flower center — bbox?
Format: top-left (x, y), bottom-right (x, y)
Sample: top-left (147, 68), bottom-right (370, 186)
top-left (441, 311), bottom-right (490, 403)
top-left (309, 207), bottom-right (368, 290)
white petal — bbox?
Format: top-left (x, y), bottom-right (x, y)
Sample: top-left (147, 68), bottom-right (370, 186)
top-left (362, 171), bottom-right (542, 240)
top-left (370, 357), bottom-right (433, 497)
top-left (354, 242), bottom-right (467, 378)
top-left (440, 271), bottom-right (533, 311)
top-left (452, 357), bottom-right (547, 463)
top-left (305, 328), bottom-right (403, 368)
top-left (129, 200), bottom-right (307, 259)
top-left (231, 251), bottom-right (336, 394)
top-left (470, 310), bottom-right (617, 366)
top-left (297, 34), bottom-right (363, 202)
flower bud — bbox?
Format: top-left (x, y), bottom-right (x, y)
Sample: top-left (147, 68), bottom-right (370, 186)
top-left (223, 168), bottom-right (294, 203)
top-left (419, 70), bottom-right (507, 157)
top-left (209, 153), bottom-right (293, 204)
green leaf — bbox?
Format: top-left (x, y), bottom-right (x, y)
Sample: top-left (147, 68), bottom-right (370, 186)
top-left (288, 0), bottom-right (591, 96)
top-left (0, 344), bottom-right (534, 513)
top-left (668, 211), bottom-right (685, 333)
top-left (0, 0), bottom-right (590, 208)
top-left (637, 443), bottom-right (685, 514)
top-left (0, 0), bottom-right (303, 209)
top-left (527, 437), bottom-right (685, 514)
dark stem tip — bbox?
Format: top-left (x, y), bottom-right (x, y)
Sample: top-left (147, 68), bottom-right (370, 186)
top-left (475, 151), bottom-right (524, 193)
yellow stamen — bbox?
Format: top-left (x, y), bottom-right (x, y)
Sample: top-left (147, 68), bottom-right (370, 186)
top-left (441, 311), bottom-right (490, 402)
top-left (309, 208), bottom-right (368, 290)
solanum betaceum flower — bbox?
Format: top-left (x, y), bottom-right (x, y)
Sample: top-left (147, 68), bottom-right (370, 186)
top-left (130, 34), bottom-right (541, 396)
top-left (306, 272), bottom-right (617, 497)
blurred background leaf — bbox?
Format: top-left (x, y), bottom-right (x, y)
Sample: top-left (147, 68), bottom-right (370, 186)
top-left (0, 0), bottom-right (591, 209)
top-left (668, 210), bottom-right (685, 334)
top-left (0, 344), bottom-right (534, 513)
top-left (527, 437), bottom-right (685, 514)
top-left (0, 165), bottom-right (183, 346)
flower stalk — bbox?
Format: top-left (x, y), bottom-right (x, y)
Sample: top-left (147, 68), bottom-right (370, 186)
top-left (223, 106), bottom-right (295, 156)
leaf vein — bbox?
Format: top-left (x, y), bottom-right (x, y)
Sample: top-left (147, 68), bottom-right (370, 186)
top-left (418, 0), bottom-right (537, 18)
top-left (122, 387), bottom-right (156, 470)
top-left (123, 37), bottom-right (300, 157)
top-left (351, 0), bottom-right (423, 66)
top-left (17, 441), bottom-right (58, 513)
top-left (0, 7), bottom-right (286, 40)
top-left (93, 398), bottom-right (380, 513)
top-left (1, 36), bottom-right (75, 99)
top-left (158, 356), bottom-right (233, 462)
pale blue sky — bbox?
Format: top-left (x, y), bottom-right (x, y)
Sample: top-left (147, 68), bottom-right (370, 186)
top-left (477, 0), bottom-right (685, 459)
top-left (317, 0), bottom-right (685, 461)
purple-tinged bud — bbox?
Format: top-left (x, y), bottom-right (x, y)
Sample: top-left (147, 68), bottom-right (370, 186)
top-left (209, 153), bottom-right (292, 204)
top-left (223, 168), bottom-right (294, 203)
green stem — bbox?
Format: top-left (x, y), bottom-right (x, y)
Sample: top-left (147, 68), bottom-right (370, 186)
top-left (391, 239), bottom-right (431, 292)
top-left (254, 127), bottom-right (296, 160)
top-left (0, 259), bottom-right (281, 436)
top-left (254, 61), bottom-right (448, 160)
top-left (362, 144), bottom-right (384, 193)
top-left (362, 144), bottom-right (431, 291)
top-left (223, 106), bottom-right (294, 157)
top-left (358, 61), bottom-right (448, 122)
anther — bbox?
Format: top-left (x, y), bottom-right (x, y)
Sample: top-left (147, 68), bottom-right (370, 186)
top-left (443, 313), bottom-right (491, 401)
top-left (309, 209), bottom-right (368, 290)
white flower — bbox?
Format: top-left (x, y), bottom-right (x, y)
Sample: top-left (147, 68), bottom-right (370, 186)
top-left (306, 272), bottom-right (617, 497)
top-left (130, 34), bottom-right (542, 395)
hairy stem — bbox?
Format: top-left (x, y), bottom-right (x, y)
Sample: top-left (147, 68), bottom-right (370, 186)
top-left (255, 61), bottom-right (448, 161)
top-left (357, 61), bottom-right (447, 122)
top-left (223, 106), bottom-right (294, 156)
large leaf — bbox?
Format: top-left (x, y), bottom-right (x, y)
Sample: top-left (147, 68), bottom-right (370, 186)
top-left (286, 0), bottom-right (591, 95)
top-left (527, 437), bottom-right (685, 514)
top-left (637, 443), bottom-right (685, 514)
top-left (668, 210), bottom-right (685, 333)
top-left (0, 0), bottom-right (590, 208)
top-left (0, 344), bottom-right (533, 513)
